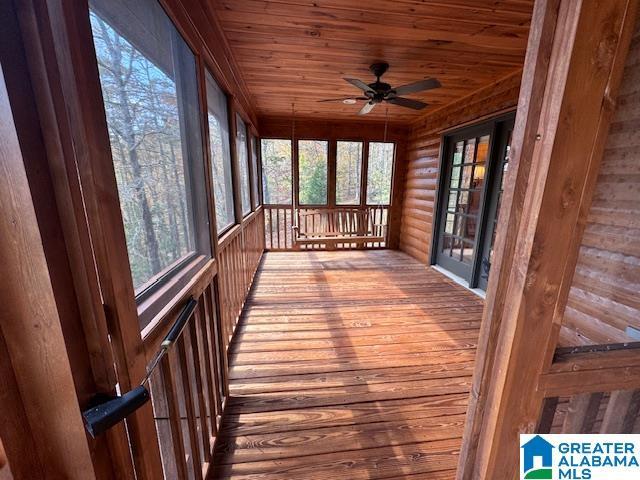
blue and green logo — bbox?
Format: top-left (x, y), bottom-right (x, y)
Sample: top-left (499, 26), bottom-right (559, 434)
top-left (521, 435), bottom-right (554, 479)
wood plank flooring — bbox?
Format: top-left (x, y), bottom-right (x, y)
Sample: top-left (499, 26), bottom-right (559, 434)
top-left (210, 250), bottom-right (484, 479)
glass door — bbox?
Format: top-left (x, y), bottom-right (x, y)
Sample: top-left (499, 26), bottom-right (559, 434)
top-left (436, 125), bottom-right (492, 281)
top-left (434, 114), bottom-right (514, 289)
top-left (477, 121), bottom-right (514, 290)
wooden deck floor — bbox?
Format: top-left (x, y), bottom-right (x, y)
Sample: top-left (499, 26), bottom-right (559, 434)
top-left (210, 250), bottom-right (484, 479)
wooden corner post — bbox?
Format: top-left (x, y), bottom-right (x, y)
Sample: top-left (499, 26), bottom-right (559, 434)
top-left (458, 0), bottom-right (639, 478)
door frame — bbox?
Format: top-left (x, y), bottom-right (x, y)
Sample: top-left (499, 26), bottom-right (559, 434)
top-left (431, 111), bottom-right (516, 289)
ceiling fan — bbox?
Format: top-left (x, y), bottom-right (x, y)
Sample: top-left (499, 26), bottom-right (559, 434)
top-left (319, 62), bottom-right (441, 115)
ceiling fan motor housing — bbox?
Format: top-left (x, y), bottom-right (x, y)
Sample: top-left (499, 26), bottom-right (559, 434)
top-left (369, 62), bottom-right (390, 79)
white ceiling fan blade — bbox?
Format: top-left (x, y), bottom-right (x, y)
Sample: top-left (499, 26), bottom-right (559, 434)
top-left (358, 102), bottom-right (376, 115)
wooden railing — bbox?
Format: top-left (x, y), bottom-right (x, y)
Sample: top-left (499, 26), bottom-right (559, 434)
top-left (217, 209), bottom-right (264, 349)
top-left (263, 205), bottom-right (294, 250)
top-left (263, 205), bottom-right (388, 250)
top-left (139, 208), bottom-right (264, 479)
top-left (536, 344), bottom-right (640, 434)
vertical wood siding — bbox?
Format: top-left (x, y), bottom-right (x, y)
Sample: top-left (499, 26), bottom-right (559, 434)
top-left (560, 16), bottom-right (640, 346)
top-left (398, 72), bottom-right (522, 264)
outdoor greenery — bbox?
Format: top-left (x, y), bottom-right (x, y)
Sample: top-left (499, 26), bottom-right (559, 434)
top-left (206, 70), bottom-right (235, 233)
top-left (336, 141), bottom-right (362, 205)
top-left (298, 140), bottom-right (328, 205)
top-left (366, 142), bottom-right (395, 204)
top-left (90, 9), bottom-right (200, 291)
top-left (250, 136), bottom-right (260, 208)
top-left (236, 114), bottom-right (251, 215)
top-left (91, 0), bottom-right (395, 292)
top-left (261, 139), bottom-right (292, 204)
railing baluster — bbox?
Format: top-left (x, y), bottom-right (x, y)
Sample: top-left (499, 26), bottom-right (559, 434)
top-left (177, 335), bottom-right (203, 480)
top-left (199, 290), bottom-right (220, 435)
top-left (161, 353), bottom-right (188, 480)
top-left (189, 310), bottom-right (211, 462)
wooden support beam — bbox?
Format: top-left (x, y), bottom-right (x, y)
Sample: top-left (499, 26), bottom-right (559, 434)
top-left (563, 393), bottom-right (603, 433)
top-left (0, 60), bottom-right (95, 479)
top-left (460, 0), bottom-right (639, 477)
top-left (600, 390), bottom-right (640, 434)
top-left (457, 0), bottom-right (560, 475)
top-left (536, 397), bottom-right (559, 434)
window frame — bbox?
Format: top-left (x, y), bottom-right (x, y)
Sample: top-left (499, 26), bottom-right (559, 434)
top-left (365, 141), bottom-right (396, 206)
top-left (235, 112), bottom-right (252, 218)
top-left (249, 133), bottom-right (261, 210)
top-left (88, 0), bottom-right (213, 330)
top-left (260, 137), bottom-right (293, 206)
top-left (203, 67), bottom-right (236, 238)
top-left (296, 138), bottom-right (330, 207)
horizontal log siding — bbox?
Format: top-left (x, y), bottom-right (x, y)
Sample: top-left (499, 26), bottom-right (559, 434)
top-left (398, 72), bottom-right (522, 264)
top-left (560, 18), bottom-right (640, 346)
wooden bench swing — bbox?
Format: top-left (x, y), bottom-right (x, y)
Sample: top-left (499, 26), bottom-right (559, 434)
top-left (292, 206), bottom-right (387, 249)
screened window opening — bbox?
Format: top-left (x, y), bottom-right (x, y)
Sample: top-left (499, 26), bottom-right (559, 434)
top-left (366, 142), bottom-right (395, 205)
top-left (89, 0), bottom-right (210, 323)
top-left (336, 141), bottom-right (363, 205)
top-left (205, 70), bottom-right (235, 234)
top-left (250, 135), bottom-right (260, 208)
top-left (298, 140), bottom-right (328, 205)
top-left (235, 114), bottom-right (251, 216)
top-left (261, 139), bottom-right (292, 204)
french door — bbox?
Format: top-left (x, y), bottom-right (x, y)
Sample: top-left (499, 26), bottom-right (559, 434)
top-left (434, 114), bottom-right (514, 290)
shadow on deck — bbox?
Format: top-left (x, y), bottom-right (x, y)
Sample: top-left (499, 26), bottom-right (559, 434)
top-left (209, 250), bottom-right (484, 479)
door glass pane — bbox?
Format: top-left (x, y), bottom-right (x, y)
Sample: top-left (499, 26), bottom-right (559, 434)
top-left (444, 213), bottom-right (455, 234)
top-left (366, 142), bottom-right (395, 204)
top-left (261, 139), bottom-right (292, 204)
top-left (90, 0), bottom-right (210, 295)
top-left (236, 114), bottom-right (251, 215)
top-left (464, 139), bottom-right (476, 163)
top-left (461, 165), bottom-right (473, 189)
top-left (450, 165), bottom-right (462, 189)
top-left (298, 140), bottom-right (328, 205)
top-left (453, 141), bottom-right (464, 164)
top-left (336, 141), bottom-right (363, 205)
top-left (205, 70), bottom-right (235, 234)
top-left (250, 135), bottom-right (260, 207)
top-left (489, 130), bottom-right (513, 264)
top-left (447, 191), bottom-right (457, 210)
top-left (462, 240), bottom-right (475, 264)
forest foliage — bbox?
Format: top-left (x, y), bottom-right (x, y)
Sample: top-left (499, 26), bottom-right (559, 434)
top-left (298, 140), bottom-right (328, 205)
top-left (91, 10), bottom-right (199, 290)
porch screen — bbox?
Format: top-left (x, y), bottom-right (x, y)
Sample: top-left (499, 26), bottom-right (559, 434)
top-left (298, 140), bottom-right (329, 205)
top-left (236, 114), bottom-right (252, 216)
top-left (205, 70), bottom-right (235, 234)
top-left (89, 0), bottom-right (211, 325)
top-left (261, 139), bottom-right (292, 204)
top-left (336, 141), bottom-right (363, 205)
top-left (366, 142), bottom-right (395, 204)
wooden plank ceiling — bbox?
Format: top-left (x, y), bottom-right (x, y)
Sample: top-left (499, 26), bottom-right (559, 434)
top-left (208, 0), bottom-right (533, 123)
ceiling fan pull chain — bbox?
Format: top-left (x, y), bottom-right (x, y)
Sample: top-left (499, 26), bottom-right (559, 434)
top-left (384, 107), bottom-right (389, 143)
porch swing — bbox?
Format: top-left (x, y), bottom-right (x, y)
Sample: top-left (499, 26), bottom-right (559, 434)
top-left (291, 105), bottom-right (388, 249)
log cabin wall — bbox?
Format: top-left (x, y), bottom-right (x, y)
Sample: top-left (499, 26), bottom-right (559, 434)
top-left (559, 13), bottom-right (640, 347)
top-left (398, 71), bottom-right (522, 264)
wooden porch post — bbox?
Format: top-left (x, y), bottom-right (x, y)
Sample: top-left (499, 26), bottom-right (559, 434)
top-left (0, 61), bottom-right (96, 479)
top-left (459, 0), bottom-right (639, 478)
